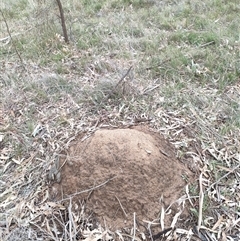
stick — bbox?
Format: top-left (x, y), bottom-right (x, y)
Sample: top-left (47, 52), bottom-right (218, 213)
top-left (113, 66), bottom-right (133, 90)
top-left (197, 173), bottom-right (204, 231)
top-left (148, 222), bottom-right (154, 241)
top-left (132, 212), bottom-right (136, 241)
top-left (143, 84), bottom-right (160, 95)
top-left (0, 9), bottom-right (24, 64)
top-left (59, 176), bottom-right (116, 202)
top-left (105, 66), bottom-right (133, 100)
top-left (207, 164), bottom-right (240, 191)
top-left (55, 0), bottom-right (69, 43)
top-left (115, 195), bottom-right (128, 218)
top-left (199, 41), bottom-right (215, 48)
top-left (151, 227), bottom-right (173, 240)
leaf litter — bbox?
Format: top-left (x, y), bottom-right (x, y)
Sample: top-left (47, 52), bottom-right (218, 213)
top-left (1, 1), bottom-right (240, 239)
top-left (0, 61), bottom-right (239, 241)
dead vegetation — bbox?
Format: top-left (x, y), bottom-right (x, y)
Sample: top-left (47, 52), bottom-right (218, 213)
top-left (0, 0), bottom-right (240, 240)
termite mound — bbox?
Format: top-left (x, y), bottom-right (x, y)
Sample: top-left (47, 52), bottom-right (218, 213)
top-left (50, 126), bottom-right (191, 230)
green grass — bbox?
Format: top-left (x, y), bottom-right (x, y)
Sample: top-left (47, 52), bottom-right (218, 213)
top-left (2, 0), bottom-right (238, 89)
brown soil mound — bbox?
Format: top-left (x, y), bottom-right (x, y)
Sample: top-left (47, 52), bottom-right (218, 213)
top-left (50, 126), bottom-right (190, 230)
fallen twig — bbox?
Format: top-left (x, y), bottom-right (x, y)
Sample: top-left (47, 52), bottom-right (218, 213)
top-left (104, 66), bottom-right (133, 100)
top-left (132, 212), bottom-right (136, 241)
top-left (198, 173), bottom-right (204, 232)
top-left (59, 176), bottom-right (116, 202)
top-left (115, 195), bottom-right (128, 218)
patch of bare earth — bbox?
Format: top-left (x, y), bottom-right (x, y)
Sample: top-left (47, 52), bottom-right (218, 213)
top-left (50, 126), bottom-right (192, 231)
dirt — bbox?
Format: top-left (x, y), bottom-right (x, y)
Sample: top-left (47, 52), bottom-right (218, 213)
top-left (50, 126), bottom-right (192, 230)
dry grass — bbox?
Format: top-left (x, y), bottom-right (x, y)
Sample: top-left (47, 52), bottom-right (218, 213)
top-left (0, 0), bottom-right (240, 240)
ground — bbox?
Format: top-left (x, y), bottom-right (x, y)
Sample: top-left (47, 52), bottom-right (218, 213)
top-left (0, 0), bottom-right (240, 240)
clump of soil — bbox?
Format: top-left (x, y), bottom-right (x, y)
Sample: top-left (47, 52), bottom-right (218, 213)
top-left (50, 126), bottom-right (191, 230)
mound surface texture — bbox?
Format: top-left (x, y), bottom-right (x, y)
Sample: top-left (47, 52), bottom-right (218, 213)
top-left (51, 127), bottom-right (189, 229)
